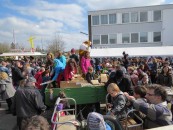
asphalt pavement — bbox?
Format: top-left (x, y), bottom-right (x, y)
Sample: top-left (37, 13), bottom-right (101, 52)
top-left (0, 100), bottom-right (17, 130)
top-left (0, 98), bottom-right (54, 130)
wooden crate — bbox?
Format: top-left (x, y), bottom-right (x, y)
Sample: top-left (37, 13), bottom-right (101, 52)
top-left (120, 117), bottom-right (143, 130)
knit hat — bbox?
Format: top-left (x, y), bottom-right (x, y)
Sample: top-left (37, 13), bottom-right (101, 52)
top-left (87, 112), bottom-right (106, 130)
top-left (115, 70), bottom-right (124, 78)
top-left (71, 48), bottom-right (75, 53)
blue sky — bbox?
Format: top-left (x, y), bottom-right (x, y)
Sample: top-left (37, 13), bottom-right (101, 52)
top-left (0, 0), bottom-right (172, 51)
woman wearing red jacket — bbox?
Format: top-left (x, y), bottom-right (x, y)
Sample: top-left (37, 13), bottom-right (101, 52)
top-left (64, 58), bottom-right (78, 81)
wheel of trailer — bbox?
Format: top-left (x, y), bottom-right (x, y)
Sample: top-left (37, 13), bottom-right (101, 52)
top-left (103, 115), bottom-right (124, 130)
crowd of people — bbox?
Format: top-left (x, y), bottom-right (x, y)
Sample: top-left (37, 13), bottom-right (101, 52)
top-left (0, 48), bottom-right (173, 129)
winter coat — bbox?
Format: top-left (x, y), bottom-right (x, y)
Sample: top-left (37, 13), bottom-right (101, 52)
top-left (0, 77), bottom-right (16, 100)
top-left (64, 65), bottom-right (77, 81)
top-left (11, 86), bottom-right (46, 118)
top-left (111, 91), bottom-right (127, 120)
top-left (81, 56), bottom-right (91, 74)
top-left (52, 59), bottom-right (65, 81)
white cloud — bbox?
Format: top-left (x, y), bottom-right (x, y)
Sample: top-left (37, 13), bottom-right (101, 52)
top-left (77, 0), bottom-right (166, 10)
top-left (0, 0), bottom-right (88, 51)
top-left (8, 0), bottom-right (86, 30)
top-left (0, 0), bottom-right (170, 51)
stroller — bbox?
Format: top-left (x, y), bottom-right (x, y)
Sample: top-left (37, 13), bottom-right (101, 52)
top-left (105, 94), bottom-right (143, 130)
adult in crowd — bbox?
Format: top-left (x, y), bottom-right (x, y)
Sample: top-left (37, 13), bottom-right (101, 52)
top-left (21, 115), bottom-right (50, 130)
top-left (0, 72), bottom-right (16, 113)
top-left (11, 61), bottom-right (25, 89)
top-left (156, 65), bottom-right (173, 87)
top-left (105, 70), bottom-right (133, 96)
top-left (11, 77), bottom-right (46, 130)
top-left (127, 66), bottom-right (139, 87)
top-left (64, 58), bottom-right (78, 81)
top-left (23, 63), bottom-right (36, 77)
top-left (45, 52), bottom-right (54, 72)
top-left (0, 61), bottom-right (11, 76)
top-left (55, 50), bottom-right (66, 67)
top-left (138, 73), bottom-right (150, 86)
top-left (124, 84), bottom-right (173, 129)
top-left (50, 59), bottom-right (65, 87)
top-left (150, 58), bottom-right (158, 83)
top-left (69, 48), bottom-right (79, 65)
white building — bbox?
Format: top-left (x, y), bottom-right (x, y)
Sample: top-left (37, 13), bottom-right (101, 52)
top-left (88, 4), bottom-right (173, 49)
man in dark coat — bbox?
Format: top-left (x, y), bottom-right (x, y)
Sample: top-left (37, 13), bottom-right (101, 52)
top-left (11, 77), bottom-right (46, 130)
top-left (11, 61), bottom-right (25, 88)
top-left (105, 70), bottom-right (133, 95)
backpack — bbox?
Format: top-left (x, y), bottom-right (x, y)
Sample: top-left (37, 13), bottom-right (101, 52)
top-left (87, 112), bottom-right (111, 130)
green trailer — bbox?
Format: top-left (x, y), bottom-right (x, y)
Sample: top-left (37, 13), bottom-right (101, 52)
top-left (45, 85), bottom-right (107, 107)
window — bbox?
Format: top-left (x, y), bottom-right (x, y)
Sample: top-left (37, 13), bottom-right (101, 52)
top-left (131, 33), bottom-right (139, 43)
top-left (153, 32), bottom-right (161, 42)
top-left (109, 34), bottom-right (117, 44)
top-left (122, 13), bottom-right (129, 23)
top-left (122, 33), bottom-right (130, 43)
top-left (101, 15), bottom-right (108, 24)
top-left (131, 12), bottom-right (138, 22)
top-left (93, 35), bottom-right (100, 44)
top-left (140, 32), bottom-right (148, 42)
top-left (101, 35), bottom-right (108, 44)
top-left (109, 14), bottom-right (116, 24)
top-left (154, 10), bottom-right (161, 21)
top-left (92, 15), bottom-right (99, 25)
top-left (140, 12), bottom-right (148, 22)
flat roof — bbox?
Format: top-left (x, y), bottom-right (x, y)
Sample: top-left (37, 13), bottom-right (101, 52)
top-left (90, 46), bottom-right (173, 57)
top-left (0, 52), bottom-right (46, 57)
top-left (88, 4), bottom-right (173, 14)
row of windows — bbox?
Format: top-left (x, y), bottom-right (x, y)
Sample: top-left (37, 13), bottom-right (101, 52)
top-left (92, 10), bottom-right (161, 25)
top-left (92, 32), bottom-right (161, 45)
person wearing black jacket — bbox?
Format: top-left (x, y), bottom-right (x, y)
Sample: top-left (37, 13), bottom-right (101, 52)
top-left (105, 70), bottom-right (133, 95)
top-left (105, 70), bottom-right (133, 104)
top-left (70, 48), bottom-right (79, 65)
top-left (11, 61), bottom-right (25, 89)
top-left (11, 77), bottom-right (46, 130)
top-left (86, 66), bottom-right (95, 84)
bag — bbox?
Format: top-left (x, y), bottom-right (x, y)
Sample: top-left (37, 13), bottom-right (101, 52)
top-left (87, 112), bottom-right (111, 130)
top-left (0, 84), bottom-right (6, 94)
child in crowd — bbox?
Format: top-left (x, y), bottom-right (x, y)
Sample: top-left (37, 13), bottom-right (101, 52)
top-left (107, 83), bottom-right (127, 120)
top-left (86, 66), bottom-right (95, 84)
top-left (41, 69), bottom-right (51, 103)
top-left (133, 86), bottom-right (147, 103)
top-left (124, 86), bottom-right (147, 119)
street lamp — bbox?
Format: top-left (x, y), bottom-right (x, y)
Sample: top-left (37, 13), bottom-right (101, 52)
top-left (80, 31), bottom-right (88, 35)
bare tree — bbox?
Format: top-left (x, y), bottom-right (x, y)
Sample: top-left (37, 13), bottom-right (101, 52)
top-left (0, 42), bottom-right (10, 53)
top-left (47, 34), bottom-right (65, 54)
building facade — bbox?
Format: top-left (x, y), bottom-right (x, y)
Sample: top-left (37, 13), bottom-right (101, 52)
top-left (88, 4), bottom-right (173, 49)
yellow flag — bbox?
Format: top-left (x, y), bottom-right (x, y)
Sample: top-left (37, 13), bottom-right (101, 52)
top-left (28, 36), bottom-right (35, 49)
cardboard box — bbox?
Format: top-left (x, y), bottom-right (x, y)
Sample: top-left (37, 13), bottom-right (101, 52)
top-left (100, 74), bottom-right (108, 83)
top-left (91, 80), bottom-right (100, 85)
top-left (60, 81), bottom-right (81, 88)
top-left (60, 80), bottom-right (88, 88)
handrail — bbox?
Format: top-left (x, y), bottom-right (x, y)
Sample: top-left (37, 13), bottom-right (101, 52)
top-left (125, 109), bottom-right (143, 130)
top-left (51, 97), bottom-right (77, 128)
